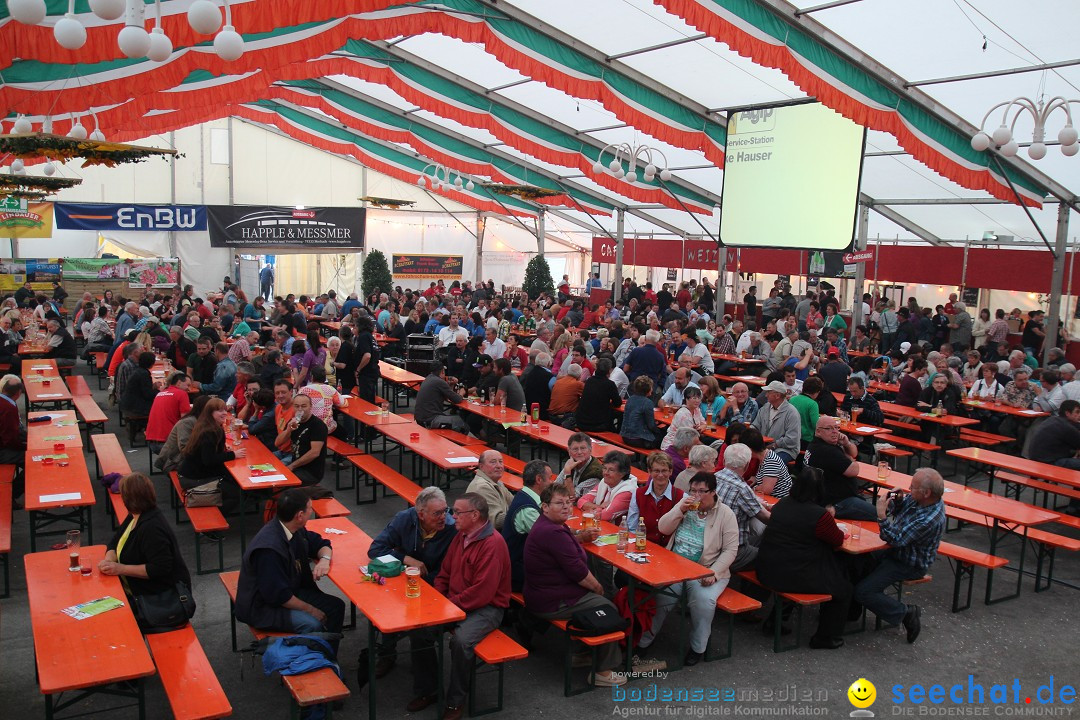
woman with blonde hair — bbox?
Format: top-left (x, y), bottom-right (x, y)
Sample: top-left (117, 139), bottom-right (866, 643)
top-left (698, 376), bottom-right (727, 424)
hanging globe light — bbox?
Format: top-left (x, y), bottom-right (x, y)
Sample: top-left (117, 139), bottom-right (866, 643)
top-left (213, 24), bottom-right (244, 61)
top-left (68, 119), bottom-right (88, 139)
top-left (12, 115), bottom-right (33, 134)
top-left (90, 128), bottom-right (106, 142)
top-left (42, 162), bottom-right (56, 176)
top-left (11, 159), bottom-right (25, 173)
top-left (7, 0), bottom-right (47, 25)
top-left (118, 23), bottom-right (151, 58)
top-left (54, 13), bottom-right (87, 49)
top-left (187, 0), bottom-right (221, 34)
top-left (88, 0), bottom-right (125, 21)
top-left (146, 26), bottom-right (172, 62)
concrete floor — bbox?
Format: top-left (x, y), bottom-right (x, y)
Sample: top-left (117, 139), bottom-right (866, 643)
top-left (1, 362), bottom-right (1077, 719)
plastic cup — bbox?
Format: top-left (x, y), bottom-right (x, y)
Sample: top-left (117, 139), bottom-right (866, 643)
top-left (42, 456), bottom-right (54, 466)
top-left (405, 566), bottom-right (421, 598)
top-left (850, 523), bottom-right (861, 541)
top-left (54, 442), bottom-right (65, 452)
top-left (80, 565), bottom-right (93, 577)
top-left (69, 552), bottom-right (81, 571)
top-left (877, 461), bottom-right (890, 481)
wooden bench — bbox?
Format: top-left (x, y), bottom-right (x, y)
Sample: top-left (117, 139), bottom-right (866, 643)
top-left (432, 427), bottom-right (475, 446)
top-left (706, 587), bottom-right (762, 661)
top-left (882, 418), bottom-right (918, 433)
top-left (347, 453), bottom-right (422, 506)
top-left (146, 624), bottom-right (232, 720)
top-left (170, 472), bottom-right (229, 575)
top-left (588, 432), bottom-right (652, 460)
top-left (310, 497), bottom-right (351, 518)
top-left (1053, 513), bottom-right (1080, 532)
top-left (996, 470), bottom-right (1080, 508)
top-left (90, 433), bottom-right (132, 526)
top-left (0, 474), bottom-right (11, 598)
top-left (509, 592), bottom-right (625, 696)
top-left (876, 433), bottom-right (940, 467)
top-left (325, 436), bottom-right (362, 491)
top-left (219, 572), bottom-right (348, 717)
top-left (937, 541), bottom-right (1008, 612)
top-left (281, 669), bottom-right (349, 719)
top-left (958, 428), bottom-right (1014, 445)
top-left (65, 375), bottom-right (93, 397)
top-left (877, 446), bottom-right (914, 472)
top-left (91, 351), bottom-right (108, 388)
top-left (72, 394), bottom-right (108, 447)
top-left (945, 507), bottom-right (1080, 592)
top-left (469, 629), bottom-right (529, 716)
top-left (735, 570), bottom-right (831, 653)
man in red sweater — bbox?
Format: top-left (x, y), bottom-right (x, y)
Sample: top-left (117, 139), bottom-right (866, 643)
top-left (0, 376), bottom-right (26, 506)
top-left (144, 371), bottom-right (192, 453)
top-left (434, 492), bottom-right (511, 720)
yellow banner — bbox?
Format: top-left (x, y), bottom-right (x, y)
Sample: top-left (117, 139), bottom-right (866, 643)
top-left (0, 200), bottom-right (53, 238)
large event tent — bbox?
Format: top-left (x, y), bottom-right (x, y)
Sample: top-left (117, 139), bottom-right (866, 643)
top-left (2, 0), bottom-right (1078, 338)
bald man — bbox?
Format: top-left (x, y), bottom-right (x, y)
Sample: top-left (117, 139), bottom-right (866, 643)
top-left (804, 417), bottom-right (876, 520)
top-left (465, 450), bottom-right (515, 530)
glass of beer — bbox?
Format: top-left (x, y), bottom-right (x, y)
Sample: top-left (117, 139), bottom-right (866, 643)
top-left (405, 566), bottom-right (421, 598)
top-left (66, 530), bottom-right (81, 572)
top-left (582, 512), bottom-right (595, 531)
top-left (877, 461), bottom-right (890, 481)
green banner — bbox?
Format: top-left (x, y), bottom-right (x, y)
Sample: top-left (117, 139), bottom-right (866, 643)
top-left (62, 258), bottom-right (129, 281)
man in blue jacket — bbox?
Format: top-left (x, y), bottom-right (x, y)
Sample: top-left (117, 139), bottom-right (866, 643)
top-left (367, 486), bottom-right (457, 710)
top-left (235, 489), bottom-right (344, 650)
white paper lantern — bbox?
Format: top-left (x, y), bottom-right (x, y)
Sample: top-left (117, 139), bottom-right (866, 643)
top-left (1058, 124), bottom-right (1078, 147)
top-left (118, 23), bottom-right (151, 58)
top-left (7, 0), bottom-right (47, 25)
top-left (1028, 142), bottom-right (1047, 160)
top-left (1000, 140), bottom-right (1019, 157)
top-left (88, 0), bottom-right (125, 21)
top-left (12, 115), bottom-right (32, 134)
top-left (1063, 142), bottom-right (1080, 157)
top-left (42, 162), bottom-right (55, 176)
top-left (54, 13), bottom-right (87, 50)
top-left (214, 24), bottom-right (244, 61)
top-left (187, 0), bottom-right (221, 34)
top-left (991, 124), bottom-right (1012, 147)
top-left (11, 159), bottom-right (24, 173)
top-left (146, 27), bottom-right (172, 62)
top-left (90, 128), bottom-right (106, 141)
top-left (68, 120), bottom-right (88, 139)
top-left (970, 132), bottom-right (992, 152)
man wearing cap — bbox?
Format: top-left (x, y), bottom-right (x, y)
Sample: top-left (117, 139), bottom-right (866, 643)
top-left (752, 380), bottom-right (801, 464)
top-left (468, 354), bottom-right (500, 402)
top-left (818, 347), bottom-right (852, 395)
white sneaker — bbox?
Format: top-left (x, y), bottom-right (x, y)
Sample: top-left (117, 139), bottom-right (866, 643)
top-left (590, 671), bottom-right (627, 687)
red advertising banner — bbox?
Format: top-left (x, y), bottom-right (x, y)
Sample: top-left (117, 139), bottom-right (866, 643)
top-left (392, 254), bottom-right (463, 279)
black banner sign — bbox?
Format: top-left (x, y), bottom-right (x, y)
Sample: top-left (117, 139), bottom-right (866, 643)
top-left (207, 205), bottom-right (365, 248)
top-left (393, 254), bottom-right (463, 279)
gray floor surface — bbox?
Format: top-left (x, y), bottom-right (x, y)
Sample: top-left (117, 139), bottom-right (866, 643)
top-left (1, 360), bottom-right (1076, 719)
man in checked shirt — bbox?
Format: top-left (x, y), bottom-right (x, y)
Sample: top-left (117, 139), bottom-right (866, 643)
top-left (854, 468), bottom-right (946, 644)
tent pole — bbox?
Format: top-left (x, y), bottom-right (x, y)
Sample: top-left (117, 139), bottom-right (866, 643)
top-left (536, 207), bottom-right (546, 258)
top-left (476, 213), bottom-right (485, 285)
top-left (614, 209), bottom-right (625, 303)
top-left (852, 202), bottom-right (869, 329)
top-left (1045, 203), bottom-right (1071, 365)
top-left (227, 117), bottom-right (235, 206)
top-left (169, 130), bottom-right (177, 258)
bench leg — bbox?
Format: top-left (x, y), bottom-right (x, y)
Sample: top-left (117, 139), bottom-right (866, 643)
top-left (0, 552), bottom-right (8, 599)
top-left (949, 560), bottom-right (975, 612)
top-left (469, 658), bottom-right (506, 717)
top-left (195, 532), bottom-right (226, 575)
top-left (1033, 544), bottom-right (1055, 593)
top-left (704, 612), bottom-right (735, 662)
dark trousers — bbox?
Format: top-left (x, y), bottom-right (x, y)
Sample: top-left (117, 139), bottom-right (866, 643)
top-left (854, 551), bottom-right (925, 626)
top-left (356, 375), bottom-right (378, 403)
top-left (447, 605), bottom-right (504, 707)
top-left (286, 586), bottom-right (345, 654)
top-left (261, 283), bottom-right (272, 301)
top-left (293, 466), bottom-right (323, 487)
top-left (0, 448), bottom-right (23, 499)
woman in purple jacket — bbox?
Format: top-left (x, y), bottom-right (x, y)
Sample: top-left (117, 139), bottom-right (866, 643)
top-left (522, 484), bottom-right (626, 688)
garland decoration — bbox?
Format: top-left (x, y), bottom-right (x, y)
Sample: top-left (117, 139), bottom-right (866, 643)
top-left (481, 183), bottom-right (561, 200)
top-left (360, 196), bottom-right (416, 209)
top-left (0, 133), bottom-right (179, 168)
top-left (0, 174), bottom-right (82, 196)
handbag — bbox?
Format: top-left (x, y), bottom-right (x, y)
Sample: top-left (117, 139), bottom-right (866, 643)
top-left (133, 580), bottom-right (197, 634)
top-left (565, 604), bottom-right (628, 637)
top-left (184, 479), bottom-right (223, 507)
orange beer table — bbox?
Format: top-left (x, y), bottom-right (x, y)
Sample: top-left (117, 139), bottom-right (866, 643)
top-left (307, 517), bottom-right (465, 720)
top-left (24, 445), bottom-right (96, 551)
top-left (377, 421), bottom-right (479, 485)
top-left (567, 514), bottom-right (710, 672)
top-left (224, 435), bottom-right (301, 551)
top-left (26, 546), bottom-right (156, 719)
top-left (946, 447), bottom-right (1080, 495)
top-left (854, 461), bottom-right (1058, 604)
top-left (27, 410), bottom-right (83, 449)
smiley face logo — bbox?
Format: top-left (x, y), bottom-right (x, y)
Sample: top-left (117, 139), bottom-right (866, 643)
top-left (848, 678), bottom-right (876, 709)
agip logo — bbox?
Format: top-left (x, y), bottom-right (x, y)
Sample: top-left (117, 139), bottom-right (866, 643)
top-left (731, 107), bottom-right (776, 134)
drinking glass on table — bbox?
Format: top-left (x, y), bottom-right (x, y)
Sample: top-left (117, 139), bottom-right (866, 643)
top-left (381, 400), bottom-right (390, 415)
top-left (405, 566), bottom-right (421, 598)
top-left (877, 461), bottom-right (890, 481)
top-left (66, 530), bottom-right (81, 572)
top-left (849, 522), bottom-right (861, 541)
